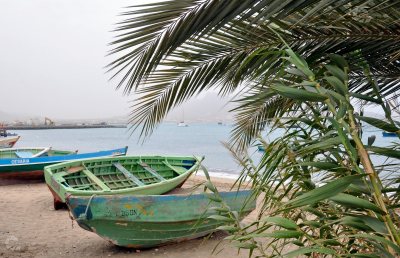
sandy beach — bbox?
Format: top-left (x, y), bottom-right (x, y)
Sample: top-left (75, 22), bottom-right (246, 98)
top-left (0, 175), bottom-right (256, 258)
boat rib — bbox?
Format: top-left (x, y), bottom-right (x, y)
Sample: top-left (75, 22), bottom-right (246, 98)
top-left (113, 163), bottom-right (144, 186)
top-left (138, 162), bottom-right (166, 181)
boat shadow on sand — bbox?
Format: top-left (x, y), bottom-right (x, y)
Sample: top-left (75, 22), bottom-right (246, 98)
top-left (0, 178), bottom-right (45, 186)
top-left (104, 230), bottom-right (230, 252)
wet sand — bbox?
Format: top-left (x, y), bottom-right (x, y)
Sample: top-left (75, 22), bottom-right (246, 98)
top-left (0, 176), bottom-right (255, 258)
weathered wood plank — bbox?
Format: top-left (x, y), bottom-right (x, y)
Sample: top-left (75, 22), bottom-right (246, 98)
top-left (113, 163), bottom-right (144, 186)
top-left (162, 161), bottom-right (187, 175)
top-left (82, 169), bottom-right (111, 191)
top-left (138, 162), bottom-right (166, 181)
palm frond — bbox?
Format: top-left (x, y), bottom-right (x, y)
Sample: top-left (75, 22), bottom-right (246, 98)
top-left (109, 0), bottom-right (400, 146)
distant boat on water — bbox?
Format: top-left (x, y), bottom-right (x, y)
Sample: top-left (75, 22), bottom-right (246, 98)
top-left (0, 136), bottom-right (20, 149)
top-left (177, 121), bottom-right (188, 127)
top-left (0, 128), bottom-right (17, 137)
top-left (178, 110), bottom-right (188, 127)
top-left (382, 132), bottom-right (397, 137)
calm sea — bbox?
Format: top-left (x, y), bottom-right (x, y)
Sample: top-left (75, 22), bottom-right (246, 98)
top-left (12, 123), bottom-right (397, 178)
top-left (13, 123), bottom-right (244, 178)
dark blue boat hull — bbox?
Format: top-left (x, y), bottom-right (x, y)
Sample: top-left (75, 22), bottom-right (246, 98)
top-left (0, 147), bottom-right (128, 179)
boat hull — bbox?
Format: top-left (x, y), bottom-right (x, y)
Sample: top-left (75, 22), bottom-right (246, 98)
top-left (0, 169), bottom-right (46, 180)
top-left (45, 156), bottom-right (201, 205)
top-left (0, 136), bottom-right (20, 149)
top-left (0, 147), bottom-right (128, 180)
top-left (67, 190), bottom-right (255, 248)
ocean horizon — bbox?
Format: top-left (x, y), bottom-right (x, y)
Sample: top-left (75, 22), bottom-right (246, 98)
top-left (10, 122), bottom-right (397, 179)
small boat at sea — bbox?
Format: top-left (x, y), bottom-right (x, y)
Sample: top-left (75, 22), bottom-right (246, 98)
top-left (66, 189), bottom-right (255, 248)
top-left (0, 128), bottom-right (18, 137)
top-left (45, 155), bottom-right (201, 209)
top-left (257, 145), bottom-right (265, 152)
top-left (177, 121), bottom-right (188, 127)
top-left (0, 136), bottom-right (20, 148)
top-left (382, 132), bottom-right (397, 137)
top-left (0, 147), bottom-right (128, 180)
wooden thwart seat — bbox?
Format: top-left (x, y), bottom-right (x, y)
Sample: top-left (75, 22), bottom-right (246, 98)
top-left (138, 162), bottom-right (166, 181)
top-left (162, 161), bottom-right (188, 175)
top-left (82, 169), bottom-right (111, 191)
top-left (113, 163), bottom-right (144, 186)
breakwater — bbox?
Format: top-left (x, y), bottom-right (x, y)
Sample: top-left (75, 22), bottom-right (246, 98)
top-left (4, 124), bottom-right (127, 130)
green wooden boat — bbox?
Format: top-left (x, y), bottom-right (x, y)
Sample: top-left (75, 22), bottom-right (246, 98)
top-left (45, 156), bottom-right (201, 209)
top-left (66, 189), bottom-right (255, 248)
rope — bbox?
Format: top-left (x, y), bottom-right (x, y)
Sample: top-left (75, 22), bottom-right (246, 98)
top-left (81, 194), bottom-right (96, 221)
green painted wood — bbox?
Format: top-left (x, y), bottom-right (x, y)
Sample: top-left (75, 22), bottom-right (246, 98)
top-left (162, 161), bottom-right (187, 175)
top-left (113, 163), bottom-right (144, 186)
top-left (67, 190), bottom-right (255, 248)
top-left (82, 169), bottom-right (111, 191)
top-left (45, 155), bottom-right (201, 203)
top-left (137, 162), bottom-right (166, 181)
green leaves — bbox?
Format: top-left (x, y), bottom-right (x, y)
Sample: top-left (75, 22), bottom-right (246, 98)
top-left (356, 115), bottom-right (399, 132)
top-left (110, 0), bottom-right (400, 151)
top-left (239, 230), bottom-right (303, 240)
top-left (208, 215), bottom-right (234, 222)
top-left (367, 146), bottom-right (400, 159)
top-left (284, 175), bottom-right (364, 209)
top-left (270, 84), bottom-right (327, 102)
top-left (350, 93), bottom-right (382, 104)
top-left (349, 234), bottom-right (400, 254)
top-left (284, 246), bottom-right (336, 257)
top-left (261, 216), bottom-right (297, 230)
top-left (284, 49), bottom-right (314, 80)
top-left (330, 193), bottom-right (385, 214)
top-left (324, 75), bottom-right (347, 95)
top-left (298, 136), bottom-right (342, 154)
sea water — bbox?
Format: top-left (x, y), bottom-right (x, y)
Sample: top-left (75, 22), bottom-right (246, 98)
top-left (12, 123), bottom-right (398, 179)
top-left (13, 123), bottom-right (243, 178)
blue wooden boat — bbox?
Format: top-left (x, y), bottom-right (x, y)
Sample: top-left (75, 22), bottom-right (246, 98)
top-left (67, 189), bottom-right (255, 248)
top-left (382, 132), bottom-right (397, 137)
top-left (0, 146), bottom-right (128, 180)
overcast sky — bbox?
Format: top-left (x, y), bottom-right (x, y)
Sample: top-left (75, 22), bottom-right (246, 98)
top-left (0, 1), bottom-right (385, 123)
top-left (0, 0), bottom-right (147, 120)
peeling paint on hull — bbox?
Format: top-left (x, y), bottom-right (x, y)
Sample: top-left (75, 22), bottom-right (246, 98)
top-left (67, 190), bottom-right (255, 248)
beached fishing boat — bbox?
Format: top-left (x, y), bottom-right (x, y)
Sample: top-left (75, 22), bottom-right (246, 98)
top-left (0, 136), bottom-right (20, 148)
top-left (0, 147), bottom-right (128, 180)
top-left (66, 189), bottom-right (255, 248)
top-left (45, 155), bottom-right (201, 209)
